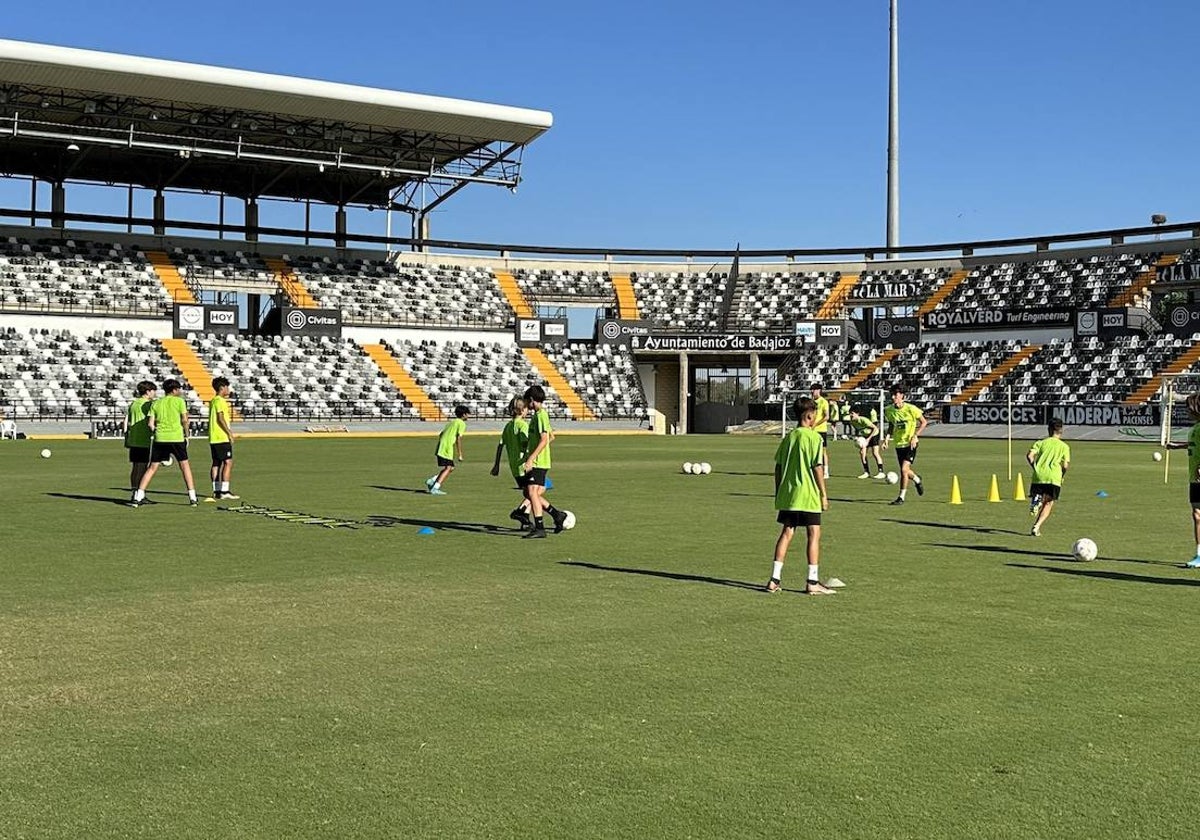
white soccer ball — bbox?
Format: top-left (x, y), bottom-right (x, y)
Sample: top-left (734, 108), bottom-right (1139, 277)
top-left (699, 462), bottom-right (712, 475)
top-left (886, 471), bottom-right (899, 485)
top-left (40, 448), bottom-right (51, 459)
top-left (1153, 451), bottom-right (1163, 462)
top-left (682, 462), bottom-right (693, 474)
top-left (854, 436), bottom-right (868, 449)
top-left (161, 456), bottom-right (174, 467)
top-left (690, 462), bottom-right (704, 475)
top-left (1072, 538), bottom-right (1098, 562)
top-left (561, 510), bottom-right (576, 530)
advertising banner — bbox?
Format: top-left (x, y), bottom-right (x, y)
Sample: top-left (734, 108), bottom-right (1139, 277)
top-left (1157, 261), bottom-right (1200, 284)
top-left (871, 316), bottom-right (921, 346)
top-left (630, 332), bottom-right (799, 353)
top-left (850, 281), bottom-right (922, 302)
top-left (540, 319), bottom-right (568, 345)
top-left (280, 307), bottom-right (342, 337)
top-left (597, 319), bottom-right (655, 345)
top-left (1165, 304), bottom-right (1200, 336)
top-left (173, 304), bottom-right (239, 337)
top-left (1075, 308), bottom-right (1130, 339)
top-left (922, 307), bottom-right (1074, 331)
top-left (793, 320), bottom-right (847, 346)
top-left (943, 402), bottom-right (1159, 426)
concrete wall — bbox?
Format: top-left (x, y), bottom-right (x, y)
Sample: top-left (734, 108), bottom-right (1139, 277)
top-left (0, 312), bottom-right (169, 337)
top-left (342, 325), bottom-right (513, 347)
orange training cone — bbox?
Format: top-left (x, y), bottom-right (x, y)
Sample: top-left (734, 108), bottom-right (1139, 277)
top-left (1014, 473), bottom-right (1027, 502)
top-left (949, 475), bottom-right (963, 505)
top-left (987, 474), bottom-right (1001, 503)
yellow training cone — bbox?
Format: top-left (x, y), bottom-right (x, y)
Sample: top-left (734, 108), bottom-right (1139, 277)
top-left (987, 474), bottom-right (1001, 503)
top-left (1014, 473), bottom-right (1027, 502)
top-left (949, 475), bottom-right (963, 505)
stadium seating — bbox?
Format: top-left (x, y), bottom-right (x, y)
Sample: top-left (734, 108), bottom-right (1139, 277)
top-left (929, 253), bottom-right (1159, 313)
top-left (189, 333), bottom-right (419, 420)
top-left (734, 271), bottom-right (841, 331)
top-left (0, 326), bottom-right (201, 418)
top-left (631, 271), bottom-right (729, 331)
top-left (292, 257), bottom-right (513, 328)
top-left (772, 343), bottom-right (891, 397)
top-left (515, 269), bottom-right (613, 303)
top-left (852, 340), bottom-right (1026, 408)
top-left (539, 342), bottom-right (648, 419)
top-left (172, 246), bottom-right (274, 286)
top-left (0, 237), bottom-right (171, 315)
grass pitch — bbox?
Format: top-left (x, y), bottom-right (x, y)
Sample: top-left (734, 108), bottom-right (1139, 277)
top-left (2, 434), bottom-right (1199, 839)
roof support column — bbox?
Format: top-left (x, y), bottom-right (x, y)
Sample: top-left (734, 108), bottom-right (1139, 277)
top-left (749, 352), bottom-right (760, 397)
top-left (414, 212), bottom-right (430, 253)
top-left (678, 351), bottom-right (689, 435)
top-left (50, 182), bottom-right (65, 229)
top-left (335, 205), bottom-right (347, 249)
top-left (245, 198), bottom-right (259, 243)
top-left (153, 190), bottom-right (166, 236)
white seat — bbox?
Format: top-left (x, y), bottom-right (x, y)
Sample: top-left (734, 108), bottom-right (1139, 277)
top-left (0, 419), bottom-right (17, 439)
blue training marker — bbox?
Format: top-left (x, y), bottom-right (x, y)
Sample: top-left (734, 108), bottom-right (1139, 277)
top-left (417, 526), bottom-right (436, 535)
top-left (545, 477), bottom-right (553, 490)
top-left (1095, 490), bottom-right (1109, 498)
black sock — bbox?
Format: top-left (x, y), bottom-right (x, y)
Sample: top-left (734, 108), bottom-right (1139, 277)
top-left (544, 504), bottom-right (558, 517)
top-left (534, 516), bottom-right (544, 530)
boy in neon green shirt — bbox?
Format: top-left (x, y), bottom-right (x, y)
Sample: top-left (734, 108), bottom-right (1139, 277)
top-left (810, 382), bottom-right (831, 479)
top-left (1169, 394), bottom-right (1200, 567)
top-left (884, 384), bottom-right (927, 504)
top-left (491, 396), bottom-right (533, 529)
top-left (427, 405), bottom-right (469, 495)
top-left (130, 379), bottom-right (197, 507)
top-left (123, 380), bottom-right (156, 491)
top-left (206, 376), bottom-right (240, 502)
top-left (521, 385), bottom-right (569, 538)
top-left (767, 396), bottom-right (835, 595)
top-left (1027, 418), bottom-right (1071, 537)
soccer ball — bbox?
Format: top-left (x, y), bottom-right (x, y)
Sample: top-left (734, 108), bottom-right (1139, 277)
top-left (682, 462), bottom-right (693, 474)
top-left (854, 436), bottom-right (868, 449)
top-left (699, 462), bottom-right (712, 475)
top-left (561, 510), bottom-right (576, 530)
top-left (1153, 451), bottom-right (1163, 462)
top-left (886, 471), bottom-right (899, 485)
top-left (1072, 538), bottom-right (1098, 562)
top-left (690, 462), bottom-right (704, 475)
top-left (40, 448), bottom-right (51, 459)
top-left (161, 456), bottom-right (174, 467)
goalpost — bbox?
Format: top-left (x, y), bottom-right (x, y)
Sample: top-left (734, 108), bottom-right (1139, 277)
top-left (778, 388), bottom-right (886, 439)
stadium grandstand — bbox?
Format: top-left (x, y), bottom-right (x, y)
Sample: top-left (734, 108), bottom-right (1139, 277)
top-left (3, 39), bottom-right (1200, 439)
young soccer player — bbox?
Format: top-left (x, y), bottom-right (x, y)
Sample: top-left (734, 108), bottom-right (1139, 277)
top-left (491, 396), bottom-right (533, 529)
top-left (1170, 394), bottom-right (1200, 567)
top-left (129, 379), bottom-right (197, 507)
top-left (1027, 417), bottom-right (1070, 537)
top-left (123, 380), bottom-right (157, 491)
top-left (810, 382), bottom-right (831, 479)
top-left (206, 376), bottom-right (239, 502)
top-left (828, 398), bottom-right (840, 441)
top-left (767, 396), bottom-right (834, 595)
top-left (884, 384), bottom-right (927, 504)
top-left (848, 406), bottom-right (886, 479)
top-left (427, 405), bottom-right (470, 495)
top-left (521, 385), bottom-right (569, 538)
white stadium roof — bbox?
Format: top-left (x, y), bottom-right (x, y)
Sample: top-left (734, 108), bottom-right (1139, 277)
top-left (0, 38), bottom-right (552, 143)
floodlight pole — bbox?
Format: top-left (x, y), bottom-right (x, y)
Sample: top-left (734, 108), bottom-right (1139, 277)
top-left (886, 0), bottom-right (900, 257)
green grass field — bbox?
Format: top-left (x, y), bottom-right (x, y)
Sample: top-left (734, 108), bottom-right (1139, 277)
top-left (3, 433), bottom-right (1199, 839)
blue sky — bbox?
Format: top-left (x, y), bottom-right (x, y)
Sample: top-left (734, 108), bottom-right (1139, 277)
top-left (3, 0), bottom-right (1198, 251)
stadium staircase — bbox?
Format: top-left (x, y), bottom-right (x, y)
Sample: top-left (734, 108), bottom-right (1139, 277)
top-left (949, 345), bottom-right (1042, 405)
top-left (146, 251), bottom-right (197, 304)
top-left (1123, 341), bottom-right (1200, 406)
top-left (612, 274), bottom-right (640, 319)
top-left (816, 274), bottom-right (859, 319)
top-left (1107, 254), bottom-right (1179, 307)
top-left (522, 348), bottom-right (597, 419)
top-left (160, 338), bottom-right (223, 406)
top-left (835, 348), bottom-right (903, 393)
top-left (361, 344), bottom-right (444, 421)
top-left (494, 270), bottom-right (534, 319)
top-left (917, 269), bottom-right (970, 316)
top-left (265, 258), bottom-right (318, 308)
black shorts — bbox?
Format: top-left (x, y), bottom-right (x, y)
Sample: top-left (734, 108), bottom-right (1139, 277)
top-left (210, 442), bottom-right (233, 463)
top-left (528, 468), bottom-right (550, 487)
top-left (436, 456), bottom-right (455, 468)
top-left (859, 434), bottom-right (881, 448)
top-left (127, 446), bottom-right (150, 464)
top-left (1190, 482), bottom-right (1200, 507)
top-left (819, 432), bottom-right (829, 446)
top-left (151, 440), bottom-right (189, 463)
top-left (777, 510), bottom-right (821, 528)
top-left (1030, 483), bottom-right (1061, 502)
top-left (514, 472), bottom-right (532, 490)
top-left (896, 445), bottom-right (918, 466)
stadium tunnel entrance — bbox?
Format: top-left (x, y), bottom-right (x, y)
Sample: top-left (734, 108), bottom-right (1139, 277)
top-left (636, 351), bottom-right (788, 434)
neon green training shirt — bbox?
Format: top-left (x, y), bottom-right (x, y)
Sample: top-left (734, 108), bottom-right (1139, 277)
top-left (436, 418), bottom-right (466, 460)
top-left (208, 395), bottom-right (232, 445)
top-left (812, 396), bottom-right (830, 433)
top-left (850, 415), bottom-right (876, 436)
top-left (125, 396), bottom-right (152, 448)
top-left (151, 394), bottom-right (188, 443)
top-left (774, 426), bottom-right (823, 512)
top-left (885, 402), bottom-right (924, 447)
top-left (528, 407), bottom-right (553, 469)
top-left (1029, 435), bottom-right (1071, 486)
top-left (501, 417), bottom-right (529, 477)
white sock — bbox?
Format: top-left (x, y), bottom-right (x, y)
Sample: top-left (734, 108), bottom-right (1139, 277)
top-left (133, 489), bottom-right (145, 501)
top-left (221, 481), bottom-right (230, 493)
top-left (913, 475), bottom-right (922, 485)
top-left (1194, 544), bottom-right (1200, 557)
top-left (432, 482), bottom-right (440, 491)
top-left (900, 488), bottom-right (908, 500)
top-left (188, 490), bottom-right (197, 502)
top-left (807, 564), bottom-right (819, 583)
top-left (771, 560), bottom-right (784, 581)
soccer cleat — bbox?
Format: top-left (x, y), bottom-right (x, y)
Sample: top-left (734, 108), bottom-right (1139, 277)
top-left (1029, 496), bottom-right (1042, 517)
top-left (804, 582), bottom-right (837, 595)
top-left (889, 497), bottom-right (904, 505)
top-left (874, 471), bottom-right (887, 480)
top-left (425, 476), bottom-right (437, 489)
top-left (522, 527), bottom-right (547, 539)
top-left (429, 488), bottom-right (447, 496)
top-left (914, 478), bottom-right (924, 496)
top-left (127, 500), bottom-right (140, 508)
top-left (551, 510), bottom-right (568, 534)
top-left (1186, 556), bottom-right (1200, 569)
top-left (223, 493), bottom-right (240, 501)
top-left (189, 500), bottom-right (198, 507)
top-left (766, 578), bottom-right (782, 593)
top-left (1031, 526), bottom-right (1041, 537)
top-left (857, 472), bottom-right (870, 479)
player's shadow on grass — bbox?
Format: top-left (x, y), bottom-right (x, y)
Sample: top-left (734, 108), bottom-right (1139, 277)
top-left (926, 542), bottom-right (1171, 566)
top-left (362, 515), bottom-right (524, 536)
top-left (715, 471), bottom-right (772, 477)
top-left (883, 518), bottom-right (1025, 536)
top-left (829, 496), bottom-right (894, 505)
top-left (726, 492), bottom-right (773, 498)
top-left (561, 560), bottom-right (764, 592)
top-left (107, 487), bottom-right (190, 497)
top-left (369, 485), bottom-right (437, 495)
top-left (1006, 562), bottom-right (1200, 587)
top-left (48, 492), bottom-right (133, 506)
